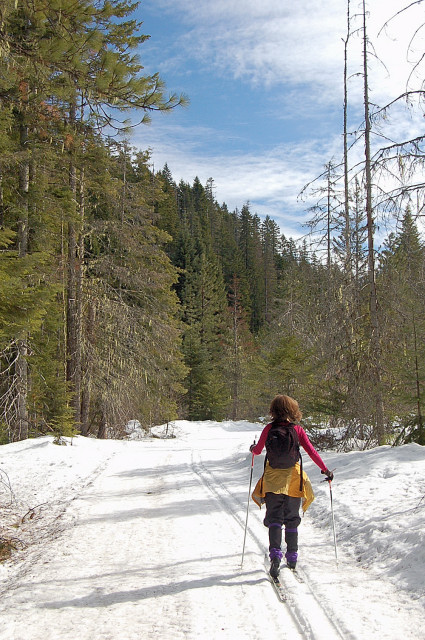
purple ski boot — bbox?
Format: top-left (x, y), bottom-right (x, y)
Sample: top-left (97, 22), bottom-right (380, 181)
top-left (285, 550), bottom-right (298, 570)
top-left (269, 548), bottom-right (283, 579)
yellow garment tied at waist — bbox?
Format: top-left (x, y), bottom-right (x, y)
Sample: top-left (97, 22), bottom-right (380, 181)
top-left (251, 461), bottom-right (314, 512)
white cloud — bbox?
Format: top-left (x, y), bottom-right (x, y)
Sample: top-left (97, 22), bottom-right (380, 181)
top-left (136, 1), bottom-right (425, 239)
top-left (132, 122), bottom-right (342, 237)
top-left (134, 100), bottom-right (425, 240)
top-left (146, 0), bottom-right (425, 107)
top-left (147, 0), bottom-right (345, 98)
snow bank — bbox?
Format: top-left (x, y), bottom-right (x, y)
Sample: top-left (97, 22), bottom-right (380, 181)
top-left (306, 443), bottom-right (425, 598)
top-left (0, 421), bottom-right (423, 639)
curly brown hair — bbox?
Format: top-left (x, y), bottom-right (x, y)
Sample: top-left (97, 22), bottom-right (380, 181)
top-left (269, 394), bottom-right (302, 423)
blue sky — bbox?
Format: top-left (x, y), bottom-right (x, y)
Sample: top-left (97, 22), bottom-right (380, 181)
top-left (129, 0), bottom-right (424, 239)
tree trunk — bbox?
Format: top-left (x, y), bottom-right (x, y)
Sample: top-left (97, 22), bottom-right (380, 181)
top-left (15, 121), bottom-right (30, 440)
top-left (343, 0), bottom-right (352, 281)
top-left (66, 102), bottom-right (82, 428)
top-left (230, 275), bottom-right (240, 420)
top-left (80, 300), bottom-right (95, 436)
top-left (362, 0), bottom-right (385, 443)
top-left (326, 163), bottom-right (332, 270)
top-left (412, 315), bottom-right (424, 440)
top-left (97, 410), bottom-right (107, 439)
top-left (0, 170), bottom-right (4, 226)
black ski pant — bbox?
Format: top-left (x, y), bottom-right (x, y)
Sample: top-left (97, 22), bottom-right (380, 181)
top-left (264, 492), bottom-right (301, 552)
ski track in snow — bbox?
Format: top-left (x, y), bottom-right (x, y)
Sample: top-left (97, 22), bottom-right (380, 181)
top-left (0, 420), bottom-right (424, 639)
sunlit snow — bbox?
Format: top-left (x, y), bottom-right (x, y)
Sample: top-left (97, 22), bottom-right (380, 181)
top-left (0, 420), bottom-right (423, 639)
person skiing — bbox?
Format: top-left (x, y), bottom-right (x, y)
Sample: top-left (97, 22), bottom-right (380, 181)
top-left (250, 394), bottom-right (333, 578)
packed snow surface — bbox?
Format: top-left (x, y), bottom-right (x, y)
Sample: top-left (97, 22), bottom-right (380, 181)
top-left (0, 420), bottom-right (424, 639)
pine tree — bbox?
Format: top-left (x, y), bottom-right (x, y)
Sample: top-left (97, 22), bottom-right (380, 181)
top-left (0, 5), bottom-right (72, 440)
top-left (226, 274), bottom-right (255, 419)
top-left (261, 216), bottom-right (280, 322)
top-left (237, 204), bottom-right (265, 332)
top-left (0, 1), bottom-right (187, 440)
top-left (155, 164), bottom-right (180, 257)
top-left (379, 210), bottom-right (425, 443)
top-left (181, 251), bottom-right (229, 419)
top-left (81, 145), bottom-right (187, 434)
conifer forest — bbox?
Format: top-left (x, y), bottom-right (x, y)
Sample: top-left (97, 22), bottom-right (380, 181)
top-left (1, 1), bottom-right (425, 448)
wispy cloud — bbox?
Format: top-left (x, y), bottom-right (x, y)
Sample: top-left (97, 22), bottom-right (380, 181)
top-left (147, 0), bottom-right (345, 98)
top-left (146, 0), bottom-right (425, 107)
top-left (133, 122), bottom-right (342, 237)
top-left (137, 1), bottom-right (425, 237)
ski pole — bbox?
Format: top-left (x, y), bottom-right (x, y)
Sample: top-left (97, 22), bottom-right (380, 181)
top-left (328, 479), bottom-right (338, 567)
top-left (241, 439), bottom-right (256, 568)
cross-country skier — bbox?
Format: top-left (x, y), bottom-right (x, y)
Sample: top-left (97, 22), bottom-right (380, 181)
top-left (250, 394), bottom-right (333, 578)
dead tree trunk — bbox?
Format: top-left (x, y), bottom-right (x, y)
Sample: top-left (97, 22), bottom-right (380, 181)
top-left (15, 119), bottom-right (30, 441)
top-left (362, 0), bottom-right (385, 443)
top-left (343, 0), bottom-right (352, 281)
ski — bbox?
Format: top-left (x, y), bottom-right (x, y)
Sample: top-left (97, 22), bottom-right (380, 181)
top-left (263, 555), bottom-right (304, 601)
top-left (268, 573), bottom-right (287, 602)
top-left (284, 565), bottom-right (304, 584)
top-left (264, 554), bottom-right (287, 602)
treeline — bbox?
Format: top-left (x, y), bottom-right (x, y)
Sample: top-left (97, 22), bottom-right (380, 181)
top-left (1, 1), bottom-right (424, 446)
top-left (155, 170), bottom-right (425, 447)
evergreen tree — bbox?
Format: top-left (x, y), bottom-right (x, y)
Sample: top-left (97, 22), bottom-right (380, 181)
top-left (155, 164), bottom-right (180, 258)
top-left (237, 204), bottom-right (265, 332)
top-left (261, 216), bottom-right (280, 322)
top-left (82, 146), bottom-right (187, 434)
top-left (181, 251), bottom-right (229, 419)
top-left (0, 1), bottom-right (186, 440)
top-left (226, 274), bottom-right (255, 419)
top-left (379, 210), bottom-right (425, 443)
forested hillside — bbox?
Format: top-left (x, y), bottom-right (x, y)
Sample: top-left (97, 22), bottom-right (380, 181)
top-left (1, 1), bottom-right (424, 447)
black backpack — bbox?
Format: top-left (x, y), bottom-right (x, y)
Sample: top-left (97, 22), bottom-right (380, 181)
top-left (265, 422), bottom-right (303, 490)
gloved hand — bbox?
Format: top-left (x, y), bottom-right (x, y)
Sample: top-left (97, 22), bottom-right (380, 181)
top-left (321, 468), bottom-right (334, 481)
top-left (249, 443), bottom-right (256, 453)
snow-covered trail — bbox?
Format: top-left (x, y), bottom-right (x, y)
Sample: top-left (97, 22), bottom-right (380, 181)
top-left (1, 429), bottom-right (300, 640)
top-left (0, 420), bottom-right (424, 639)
